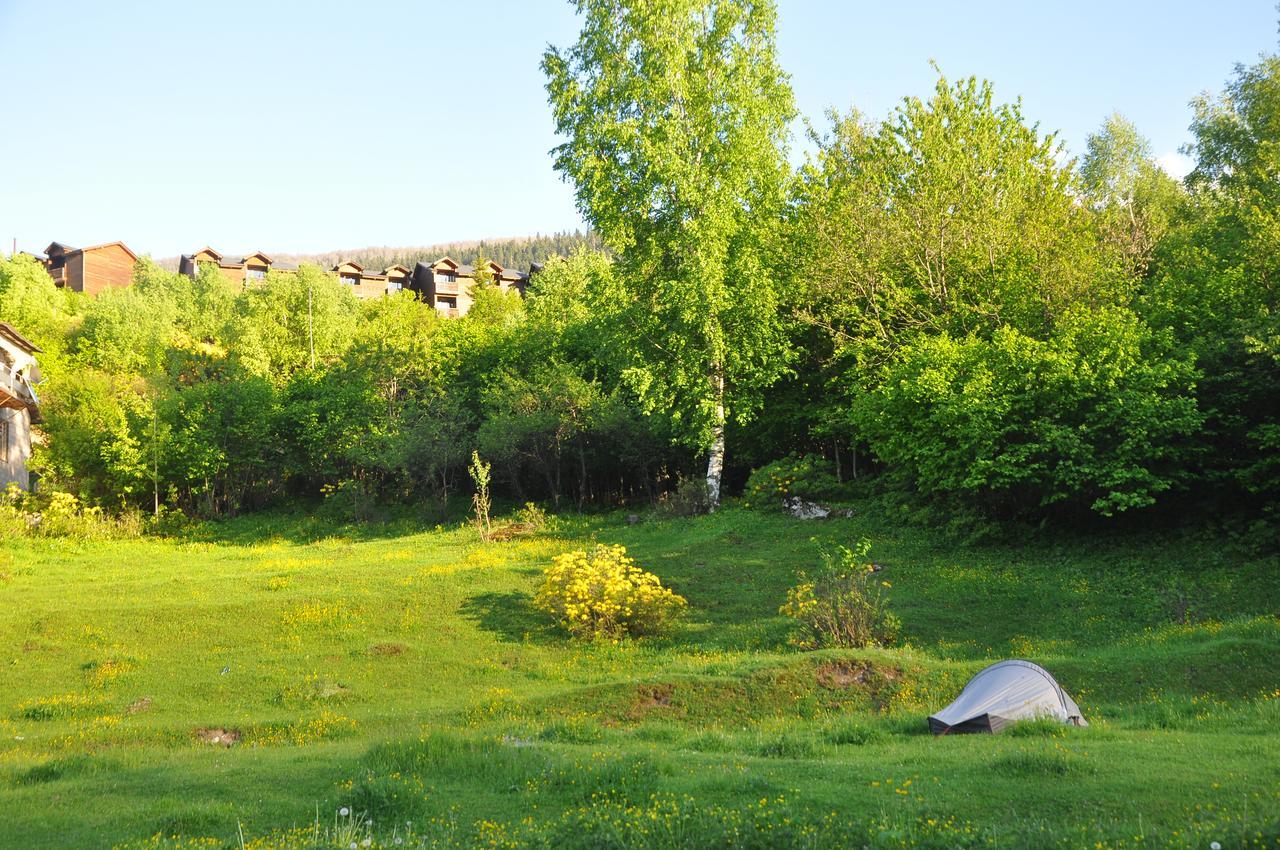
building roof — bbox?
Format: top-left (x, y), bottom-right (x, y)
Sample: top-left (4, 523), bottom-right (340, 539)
top-left (0, 322), bottom-right (42, 355)
top-left (43, 241), bottom-right (138, 261)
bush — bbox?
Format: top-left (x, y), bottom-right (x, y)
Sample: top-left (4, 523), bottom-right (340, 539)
top-left (779, 539), bottom-right (899, 649)
top-left (852, 307), bottom-right (1202, 518)
top-left (534, 544), bottom-right (686, 639)
top-left (656, 476), bottom-right (712, 517)
top-left (0, 485), bottom-right (143, 540)
top-left (743, 454), bottom-right (843, 509)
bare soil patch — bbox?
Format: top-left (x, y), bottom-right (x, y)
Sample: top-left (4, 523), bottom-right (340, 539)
top-left (194, 727), bottom-right (240, 747)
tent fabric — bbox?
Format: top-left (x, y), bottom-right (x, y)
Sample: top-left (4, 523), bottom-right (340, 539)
top-left (928, 659), bottom-right (1086, 735)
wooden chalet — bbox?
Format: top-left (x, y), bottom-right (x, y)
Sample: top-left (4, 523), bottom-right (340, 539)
top-left (179, 247), bottom-right (298, 285)
top-left (0, 322), bottom-right (42, 491)
top-left (42, 241), bottom-right (138, 296)
top-left (178, 245), bottom-right (537, 313)
top-left (407, 257), bottom-right (531, 316)
top-left (331, 261), bottom-right (413, 300)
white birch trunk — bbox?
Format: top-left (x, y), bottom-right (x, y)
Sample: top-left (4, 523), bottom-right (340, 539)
top-left (705, 369), bottom-right (725, 511)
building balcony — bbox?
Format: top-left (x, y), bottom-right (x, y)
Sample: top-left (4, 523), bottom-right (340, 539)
top-left (0, 369), bottom-right (37, 410)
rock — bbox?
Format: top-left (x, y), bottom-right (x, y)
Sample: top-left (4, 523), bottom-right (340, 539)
top-left (783, 496), bottom-right (830, 520)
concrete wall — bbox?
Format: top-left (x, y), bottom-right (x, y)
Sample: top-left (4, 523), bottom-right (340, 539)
top-left (0, 406), bottom-right (32, 491)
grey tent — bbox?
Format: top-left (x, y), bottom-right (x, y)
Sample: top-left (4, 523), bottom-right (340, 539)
top-left (928, 659), bottom-right (1086, 735)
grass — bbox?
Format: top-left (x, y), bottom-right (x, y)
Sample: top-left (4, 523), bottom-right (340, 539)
top-left (0, 502), bottom-right (1277, 849)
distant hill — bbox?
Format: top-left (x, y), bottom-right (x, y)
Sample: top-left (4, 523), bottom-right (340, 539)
top-left (157, 231), bottom-right (607, 273)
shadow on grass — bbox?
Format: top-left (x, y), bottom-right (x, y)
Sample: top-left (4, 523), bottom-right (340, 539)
top-left (460, 591), bottom-right (560, 645)
top-left (176, 504), bottom-right (466, 547)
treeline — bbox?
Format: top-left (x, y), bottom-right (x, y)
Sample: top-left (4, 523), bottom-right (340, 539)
top-left (267, 231), bottom-right (608, 274)
top-left (0, 25), bottom-right (1275, 534)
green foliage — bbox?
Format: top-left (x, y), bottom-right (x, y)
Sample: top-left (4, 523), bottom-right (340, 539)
top-left (743, 454), bottom-right (842, 509)
top-left (544, 0), bottom-right (797, 505)
top-left (855, 307), bottom-right (1202, 517)
top-left (0, 485), bottom-right (142, 540)
top-left (469, 451), bottom-right (492, 540)
top-left (534, 543), bottom-right (687, 638)
top-left (779, 539), bottom-right (899, 649)
top-left (656, 476), bottom-right (712, 518)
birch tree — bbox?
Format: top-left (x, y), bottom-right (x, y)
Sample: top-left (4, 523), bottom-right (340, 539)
top-left (543, 0), bottom-right (794, 508)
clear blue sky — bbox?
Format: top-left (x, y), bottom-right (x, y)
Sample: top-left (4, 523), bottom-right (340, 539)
top-left (0, 1), bottom-right (1274, 259)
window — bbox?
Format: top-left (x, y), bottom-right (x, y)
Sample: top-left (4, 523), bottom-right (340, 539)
top-left (436, 295), bottom-right (457, 312)
top-left (246, 268), bottom-right (267, 281)
top-left (341, 274), bottom-right (360, 286)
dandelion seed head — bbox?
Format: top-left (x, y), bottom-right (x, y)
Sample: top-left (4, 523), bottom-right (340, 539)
top-left (340, 806), bottom-right (350, 817)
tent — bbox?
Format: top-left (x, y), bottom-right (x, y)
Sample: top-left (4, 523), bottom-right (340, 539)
top-left (928, 659), bottom-right (1087, 735)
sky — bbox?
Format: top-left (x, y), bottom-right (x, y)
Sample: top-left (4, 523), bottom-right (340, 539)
top-left (0, 1), bottom-right (1274, 260)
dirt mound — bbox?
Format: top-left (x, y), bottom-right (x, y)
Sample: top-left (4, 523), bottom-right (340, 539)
top-left (194, 727), bottom-right (240, 747)
top-left (629, 684), bottom-right (676, 718)
top-left (816, 659), bottom-right (899, 690)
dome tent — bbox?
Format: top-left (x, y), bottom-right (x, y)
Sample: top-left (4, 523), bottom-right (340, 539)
top-left (928, 659), bottom-right (1086, 735)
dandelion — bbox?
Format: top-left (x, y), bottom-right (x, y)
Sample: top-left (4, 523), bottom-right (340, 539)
top-left (362, 839), bottom-right (372, 848)
top-left (1211, 843), bottom-right (1222, 850)
top-left (340, 806), bottom-right (351, 817)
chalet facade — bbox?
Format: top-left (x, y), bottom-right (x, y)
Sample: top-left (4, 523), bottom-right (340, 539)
top-left (42, 241), bottom-right (137, 296)
top-left (331, 261), bottom-right (413, 300)
top-left (407, 257), bottom-right (531, 316)
top-left (178, 248), bottom-right (299, 285)
top-left (0, 322), bottom-right (42, 491)
top-left (178, 246), bottom-right (535, 313)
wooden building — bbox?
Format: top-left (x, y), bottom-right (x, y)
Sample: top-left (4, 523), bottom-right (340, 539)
top-left (42, 241), bottom-right (138, 296)
top-left (408, 257), bottom-right (531, 316)
top-left (178, 246), bottom-right (536, 313)
top-left (178, 247), bottom-right (298, 285)
top-left (331, 261), bottom-right (413, 300)
top-left (0, 322), bottom-right (42, 491)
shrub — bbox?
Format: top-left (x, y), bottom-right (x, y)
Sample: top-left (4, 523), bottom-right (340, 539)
top-left (656, 476), bottom-right (712, 517)
top-left (743, 454), bottom-right (842, 509)
top-left (852, 308), bottom-right (1202, 518)
top-left (779, 539), bottom-right (899, 649)
top-left (534, 544), bottom-right (686, 639)
top-left (0, 485), bottom-right (143, 540)
top-left (469, 451), bottom-right (493, 541)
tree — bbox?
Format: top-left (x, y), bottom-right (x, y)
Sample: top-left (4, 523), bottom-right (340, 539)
top-left (1080, 113), bottom-right (1184, 275)
top-left (1142, 50), bottom-right (1280, 514)
top-left (543, 0), bottom-right (796, 508)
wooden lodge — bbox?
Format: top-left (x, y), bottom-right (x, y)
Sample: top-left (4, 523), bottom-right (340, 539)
top-left (331, 260), bottom-right (413, 300)
top-left (178, 247), bottom-right (299, 285)
top-left (179, 246), bottom-right (536, 313)
top-left (41, 241), bottom-right (138, 296)
top-left (408, 257), bottom-right (531, 316)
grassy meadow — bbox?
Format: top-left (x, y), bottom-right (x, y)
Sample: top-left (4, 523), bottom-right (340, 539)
top-left (0, 504), bottom-right (1277, 849)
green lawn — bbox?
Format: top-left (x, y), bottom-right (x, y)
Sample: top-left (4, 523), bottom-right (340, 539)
top-left (0, 506), bottom-right (1277, 849)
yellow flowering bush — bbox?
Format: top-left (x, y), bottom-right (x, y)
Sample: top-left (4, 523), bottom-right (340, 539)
top-left (534, 544), bottom-right (686, 638)
top-left (780, 539), bottom-right (899, 648)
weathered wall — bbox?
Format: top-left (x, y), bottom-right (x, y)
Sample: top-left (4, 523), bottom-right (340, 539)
top-left (0, 407), bottom-right (32, 490)
top-left (81, 245), bottom-right (136, 296)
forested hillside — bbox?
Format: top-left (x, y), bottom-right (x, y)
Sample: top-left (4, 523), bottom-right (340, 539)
top-left (158, 231), bottom-right (607, 273)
